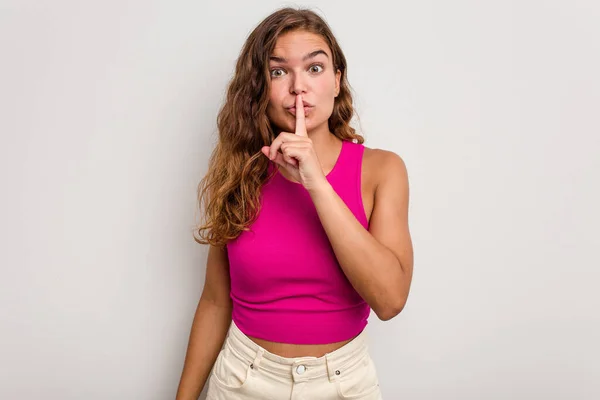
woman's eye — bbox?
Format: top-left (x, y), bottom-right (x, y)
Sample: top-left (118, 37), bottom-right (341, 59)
top-left (270, 64), bottom-right (323, 78)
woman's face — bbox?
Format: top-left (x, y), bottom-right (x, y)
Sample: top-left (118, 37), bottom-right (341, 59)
top-left (266, 30), bottom-right (341, 134)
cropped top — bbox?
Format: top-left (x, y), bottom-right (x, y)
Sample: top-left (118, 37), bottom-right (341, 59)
top-left (225, 139), bottom-right (371, 344)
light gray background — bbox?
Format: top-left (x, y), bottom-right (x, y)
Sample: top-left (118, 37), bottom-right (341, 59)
top-left (1, 1), bottom-right (598, 399)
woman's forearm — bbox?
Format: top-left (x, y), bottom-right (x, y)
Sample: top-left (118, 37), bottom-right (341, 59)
top-left (308, 182), bottom-right (408, 320)
top-left (176, 298), bottom-right (232, 400)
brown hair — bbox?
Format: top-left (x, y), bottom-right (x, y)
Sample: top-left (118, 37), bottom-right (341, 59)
top-left (193, 7), bottom-right (364, 247)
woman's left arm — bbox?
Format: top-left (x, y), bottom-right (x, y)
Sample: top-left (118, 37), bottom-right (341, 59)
top-left (308, 150), bottom-right (414, 321)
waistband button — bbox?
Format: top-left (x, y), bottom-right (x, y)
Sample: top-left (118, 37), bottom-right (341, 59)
top-left (296, 365), bottom-right (306, 374)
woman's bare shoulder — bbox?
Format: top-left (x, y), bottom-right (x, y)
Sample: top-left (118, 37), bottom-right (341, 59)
top-left (362, 146), bottom-right (407, 189)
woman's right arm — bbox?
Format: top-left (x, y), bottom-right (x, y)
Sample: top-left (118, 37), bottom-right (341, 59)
top-left (176, 244), bottom-right (233, 400)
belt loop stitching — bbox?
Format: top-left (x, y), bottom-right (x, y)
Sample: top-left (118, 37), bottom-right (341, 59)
top-left (252, 347), bottom-right (265, 370)
top-left (325, 352), bottom-right (338, 383)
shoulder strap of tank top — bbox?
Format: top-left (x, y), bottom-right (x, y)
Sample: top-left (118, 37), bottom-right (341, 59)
top-left (328, 139), bottom-right (364, 182)
top-left (343, 139), bottom-right (364, 165)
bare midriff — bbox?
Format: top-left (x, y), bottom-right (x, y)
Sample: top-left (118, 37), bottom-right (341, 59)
top-left (247, 335), bottom-right (356, 358)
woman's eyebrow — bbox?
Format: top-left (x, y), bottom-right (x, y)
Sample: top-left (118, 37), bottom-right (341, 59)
top-left (269, 49), bottom-right (329, 63)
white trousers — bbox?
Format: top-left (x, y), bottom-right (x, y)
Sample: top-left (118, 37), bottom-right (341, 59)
top-left (206, 320), bottom-right (383, 400)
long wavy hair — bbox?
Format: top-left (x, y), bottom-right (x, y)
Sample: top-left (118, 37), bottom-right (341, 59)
top-left (194, 7), bottom-right (364, 247)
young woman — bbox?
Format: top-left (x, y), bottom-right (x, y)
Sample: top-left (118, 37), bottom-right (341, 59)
top-left (176, 7), bottom-right (413, 400)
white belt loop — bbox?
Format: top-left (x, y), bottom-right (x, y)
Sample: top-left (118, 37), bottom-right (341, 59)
top-left (325, 352), bottom-right (340, 383)
top-left (251, 347), bottom-right (265, 370)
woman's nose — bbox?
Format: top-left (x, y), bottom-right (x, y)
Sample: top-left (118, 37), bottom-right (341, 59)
top-left (290, 75), bottom-right (308, 95)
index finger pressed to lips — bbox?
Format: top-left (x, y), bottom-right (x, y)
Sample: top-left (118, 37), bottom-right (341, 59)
top-left (295, 94), bottom-right (307, 137)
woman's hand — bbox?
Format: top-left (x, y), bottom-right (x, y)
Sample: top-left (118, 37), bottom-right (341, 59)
top-left (261, 94), bottom-right (327, 192)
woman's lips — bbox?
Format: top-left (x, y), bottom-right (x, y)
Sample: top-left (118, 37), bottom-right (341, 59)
top-left (288, 106), bottom-right (313, 116)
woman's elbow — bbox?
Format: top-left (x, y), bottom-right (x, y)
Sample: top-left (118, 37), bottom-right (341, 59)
top-left (374, 299), bottom-right (406, 321)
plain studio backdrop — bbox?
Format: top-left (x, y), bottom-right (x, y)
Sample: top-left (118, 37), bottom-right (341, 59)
top-left (1, 0), bottom-right (598, 399)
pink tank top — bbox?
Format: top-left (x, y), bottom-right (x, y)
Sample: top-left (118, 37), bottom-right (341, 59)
top-left (226, 139), bottom-right (371, 344)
